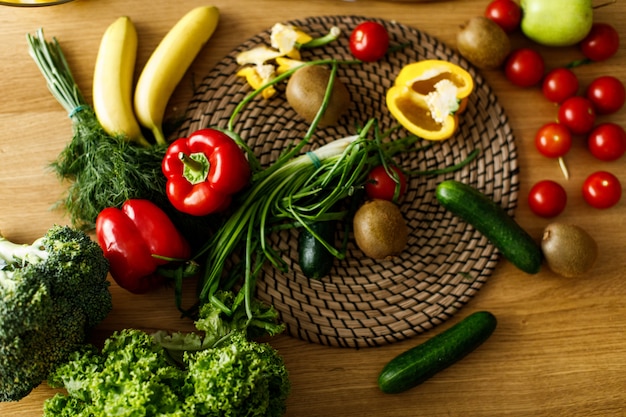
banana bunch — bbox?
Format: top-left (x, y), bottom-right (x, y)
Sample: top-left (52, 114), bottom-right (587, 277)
top-left (93, 6), bottom-right (220, 146)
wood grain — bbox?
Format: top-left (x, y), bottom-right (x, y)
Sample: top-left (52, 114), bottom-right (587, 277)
top-left (1, 0), bottom-right (625, 416)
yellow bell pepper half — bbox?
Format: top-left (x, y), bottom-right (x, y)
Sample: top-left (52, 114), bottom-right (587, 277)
top-left (386, 60), bottom-right (474, 141)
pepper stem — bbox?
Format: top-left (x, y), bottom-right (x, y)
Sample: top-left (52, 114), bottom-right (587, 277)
top-left (179, 151), bottom-right (210, 185)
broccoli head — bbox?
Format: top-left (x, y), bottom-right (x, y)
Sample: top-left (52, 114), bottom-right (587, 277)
top-left (0, 225), bottom-right (112, 401)
top-left (44, 291), bottom-right (290, 416)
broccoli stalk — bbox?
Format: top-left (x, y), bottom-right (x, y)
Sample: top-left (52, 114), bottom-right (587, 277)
top-left (44, 291), bottom-right (291, 417)
top-left (0, 235), bottom-right (47, 265)
top-left (0, 225), bottom-right (112, 402)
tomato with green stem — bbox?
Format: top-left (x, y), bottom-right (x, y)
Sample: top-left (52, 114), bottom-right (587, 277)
top-left (582, 171), bottom-right (622, 209)
top-left (349, 21), bottom-right (390, 62)
top-left (365, 164), bottom-right (408, 202)
top-left (528, 180), bottom-right (567, 218)
top-left (588, 123), bottom-right (626, 162)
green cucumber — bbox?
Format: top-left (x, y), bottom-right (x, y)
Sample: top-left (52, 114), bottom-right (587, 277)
top-left (435, 180), bottom-right (542, 274)
top-left (378, 311), bottom-right (497, 394)
top-left (298, 220), bottom-right (336, 279)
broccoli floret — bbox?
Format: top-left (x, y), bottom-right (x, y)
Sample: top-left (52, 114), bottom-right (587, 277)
top-left (0, 225), bottom-right (112, 402)
top-left (44, 291), bottom-right (290, 417)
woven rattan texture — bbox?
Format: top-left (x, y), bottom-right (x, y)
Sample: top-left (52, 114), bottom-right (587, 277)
top-left (178, 16), bottom-right (519, 348)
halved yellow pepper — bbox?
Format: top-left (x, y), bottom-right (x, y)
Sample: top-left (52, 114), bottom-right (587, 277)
top-left (386, 60), bottom-right (474, 141)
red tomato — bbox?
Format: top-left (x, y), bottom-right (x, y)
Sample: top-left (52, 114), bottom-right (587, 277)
top-left (580, 23), bottom-right (620, 62)
top-left (365, 165), bottom-right (407, 201)
top-left (505, 48), bottom-right (545, 88)
top-left (558, 96), bottom-right (596, 135)
top-left (534, 122), bottom-right (572, 158)
top-left (484, 0), bottom-right (522, 33)
top-left (349, 21), bottom-right (390, 62)
top-left (587, 123), bottom-right (626, 161)
top-left (582, 171), bottom-right (622, 209)
top-left (528, 180), bottom-right (567, 218)
top-left (542, 68), bottom-right (579, 103)
top-left (585, 75), bottom-right (626, 115)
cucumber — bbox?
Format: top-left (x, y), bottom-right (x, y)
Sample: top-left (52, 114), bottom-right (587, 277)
top-left (435, 180), bottom-right (542, 274)
top-left (378, 311), bottom-right (497, 394)
top-left (298, 220), bottom-right (336, 279)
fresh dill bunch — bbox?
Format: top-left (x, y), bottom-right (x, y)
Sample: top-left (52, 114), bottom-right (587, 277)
top-left (50, 109), bottom-right (168, 229)
top-left (28, 29), bottom-right (170, 230)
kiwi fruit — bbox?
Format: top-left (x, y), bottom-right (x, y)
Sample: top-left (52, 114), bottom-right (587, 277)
top-left (286, 65), bottom-right (351, 127)
top-left (353, 199), bottom-right (409, 259)
top-left (456, 16), bottom-right (511, 70)
top-left (541, 223), bottom-right (598, 277)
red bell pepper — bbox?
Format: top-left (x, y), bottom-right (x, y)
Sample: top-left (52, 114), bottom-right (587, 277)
top-left (95, 199), bottom-right (191, 294)
top-left (162, 128), bottom-right (250, 216)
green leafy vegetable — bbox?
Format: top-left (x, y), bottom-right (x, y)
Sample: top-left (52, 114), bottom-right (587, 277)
top-left (44, 291), bottom-right (290, 417)
top-left (0, 225), bottom-right (112, 401)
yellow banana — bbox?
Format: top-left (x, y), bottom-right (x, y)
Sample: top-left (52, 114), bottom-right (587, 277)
top-left (133, 6), bottom-right (220, 145)
top-left (93, 16), bottom-right (149, 147)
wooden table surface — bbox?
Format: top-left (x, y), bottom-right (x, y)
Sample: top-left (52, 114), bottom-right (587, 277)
top-left (2, 0), bottom-right (625, 416)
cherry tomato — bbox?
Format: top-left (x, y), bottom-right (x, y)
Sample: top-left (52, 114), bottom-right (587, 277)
top-left (534, 122), bottom-right (572, 158)
top-left (528, 180), bottom-right (567, 218)
top-left (557, 96), bottom-right (596, 135)
top-left (365, 165), bottom-right (408, 201)
top-left (587, 123), bottom-right (626, 162)
top-left (484, 0), bottom-right (522, 33)
top-left (542, 68), bottom-right (579, 103)
top-left (582, 171), bottom-right (622, 209)
top-left (585, 75), bottom-right (626, 115)
top-left (580, 23), bottom-right (620, 62)
top-left (505, 48), bottom-right (545, 88)
top-left (349, 21), bottom-right (390, 62)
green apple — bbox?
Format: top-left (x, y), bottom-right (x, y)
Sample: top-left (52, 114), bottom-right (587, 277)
top-left (520, 0), bottom-right (593, 47)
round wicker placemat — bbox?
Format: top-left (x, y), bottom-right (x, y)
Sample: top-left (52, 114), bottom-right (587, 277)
top-left (178, 16), bottom-right (519, 348)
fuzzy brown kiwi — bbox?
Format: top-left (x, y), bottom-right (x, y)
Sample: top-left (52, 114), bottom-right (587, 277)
top-left (285, 65), bottom-right (351, 127)
top-left (456, 16), bottom-right (511, 70)
top-left (541, 223), bottom-right (598, 277)
top-left (353, 199), bottom-right (409, 259)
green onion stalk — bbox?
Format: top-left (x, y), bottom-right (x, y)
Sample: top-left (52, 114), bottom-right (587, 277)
top-left (193, 60), bottom-right (480, 320)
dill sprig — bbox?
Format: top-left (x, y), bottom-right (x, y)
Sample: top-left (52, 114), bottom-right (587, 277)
top-left (27, 29), bottom-right (168, 230)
